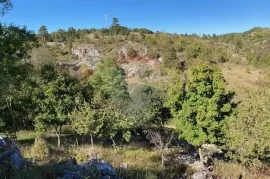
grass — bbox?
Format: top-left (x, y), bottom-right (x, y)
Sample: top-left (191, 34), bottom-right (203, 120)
top-left (3, 127), bottom-right (269, 178)
top-left (4, 130), bottom-right (189, 179)
top-left (214, 161), bottom-right (270, 179)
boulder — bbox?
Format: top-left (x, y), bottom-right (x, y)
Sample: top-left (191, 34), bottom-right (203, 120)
top-left (0, 137), bottom-right (24, 170)
top-left (62, 158), bottom-right (118, 179)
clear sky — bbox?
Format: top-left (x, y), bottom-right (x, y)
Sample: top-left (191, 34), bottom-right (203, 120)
top-left (1, 0), bottom-right (270, 35)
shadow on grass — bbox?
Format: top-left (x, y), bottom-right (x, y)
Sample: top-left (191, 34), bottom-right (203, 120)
top-left (0, 162), bottom-right (190, 179)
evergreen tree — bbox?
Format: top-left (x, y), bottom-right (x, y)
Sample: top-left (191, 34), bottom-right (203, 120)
top-left (38, 25), bottom-right (49, 43)
top-left (167, 64), bottom-right (236, 163)
top-left (89, 57), bottom-right (129, 102)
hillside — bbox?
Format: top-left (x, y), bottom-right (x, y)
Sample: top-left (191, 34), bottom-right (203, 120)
top-left (1, 15), bottom-right (270, 179)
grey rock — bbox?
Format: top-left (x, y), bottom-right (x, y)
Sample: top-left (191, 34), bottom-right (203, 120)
top-left (62, 170), bottom-right (81, 179)
top-left (0, 137), bottom-right (7, 147)
top-left (71, 44), bottom-right (101, 68)
top-left (62, 158), bottom-right (118, 179)
top-left (0, 137), bottom-right (24, 171)
top-left (192, 169), bottom-right (208, 179)
top-left (10, 148), bottom-right (24, 170)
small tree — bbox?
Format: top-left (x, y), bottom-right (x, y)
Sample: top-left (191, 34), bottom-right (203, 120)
top-left (145, 129), bottom-right (175, 168)
top-left (70, 103), bottom-right (100, 146)
top-left (127, 84), bottom-right (166, 128)
top-left (91, 93), bottom-right (133, 147)
top-left (167, 64), bottom-right (236, 164)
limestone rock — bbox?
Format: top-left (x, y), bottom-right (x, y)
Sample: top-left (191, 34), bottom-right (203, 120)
top-left (71, 44), bottom-right (101, 68)
top-left (62, 158), bottom-right (118, 179)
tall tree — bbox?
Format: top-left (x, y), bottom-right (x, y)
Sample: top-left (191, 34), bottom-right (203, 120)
top-left (38, 25), bottom-right (49, 43)
top-left (0, 24), bottom-right (36, 135)
top-left (112, 17), bottom-right (119, 27)
top-left (110, 17), bottom-right (120, 35)
top-left (32, 65), bottom-right (85, 147)
top-left (167, 64), bottom-right (236, 163)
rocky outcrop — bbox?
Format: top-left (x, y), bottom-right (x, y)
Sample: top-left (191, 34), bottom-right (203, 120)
top-left (118, 42), bottom-right (160, 67)
top-left (71, 44), bottom-right (101, 68)
top-left (62, 158), bottom-right (118, 179)
top-left (0, 137), bottom-right (24, 170)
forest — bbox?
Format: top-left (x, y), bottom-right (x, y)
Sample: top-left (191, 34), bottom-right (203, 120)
top-left (0, 0), bottom-right (270, 178)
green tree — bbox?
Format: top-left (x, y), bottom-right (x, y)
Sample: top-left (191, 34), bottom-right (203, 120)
top-left (32, 65), bottom-right (85, 147)
top-left (127, 84), bottom-right (167, 128)
top-left (89, 57), bottom-right (129, 102)
top-left (227, 89), bottom-right (270, 166)
top-left (112, 17), bottom-right (119, 27)
top-left (0, 24), bottom-right (36, 135)
top-left (92, 93), bottom-right (132, 145)
top-left (163, 48), bottom-right (178, 69)
top-left (38, 25), bottom-right (49, 43)
top-left (70, 103), bottom-right (100, 146)
top-left (167, 64), bottom-right (236, 163)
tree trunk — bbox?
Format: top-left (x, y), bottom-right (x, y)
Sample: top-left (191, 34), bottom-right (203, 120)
top-left (90, 134), bottom-right (94, 148)
top-left (161, 152), bottom-right (164, 168)
top-left (75, 137), bottom-right (78, 147)
top-left (199, 147), bottom-right (204, 166)
top-left (56, 132), bottom-right (61, 148)
top-left (55, 126), bottom-right (62, 148)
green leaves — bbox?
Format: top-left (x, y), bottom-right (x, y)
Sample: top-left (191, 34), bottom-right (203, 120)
top-left (90, 57), bottom-right (129, 102)
top-left (32, 65), bottom-right (85, 134)
top-left (167, 64), bottom-right (236, 147)
top-left (226, 89), bottom-right (270, 166)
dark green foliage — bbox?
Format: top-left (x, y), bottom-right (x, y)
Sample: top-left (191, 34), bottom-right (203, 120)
top-left (89, 57), bottom-right (129, 102)
top-left (38, 25), bottom-right (49, 43)
top-left (127, 84), bottom-right (167, 128)
top-left (163, 48), bottom-right (178, 69)
top-left (91, 93), bottom-right (132, 142)
top-left (0, 24), bottom-right (36, 60)
top-left (0, 24), bottom-right (36, 134)
top-left (168, 64), bottom-right (236, 147)
top-left (32, 65), bottom-right (87, 146)
top-left (133, 28), bottom-right (154, 35)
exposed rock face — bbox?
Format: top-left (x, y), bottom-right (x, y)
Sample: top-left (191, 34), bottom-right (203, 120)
top-left (62, 158), bottom-right (118, 179)
top-left (71, 44), bottom-right (101, 68)
top-left (118, 42), bottom-right (160, 67)
top-left (0, 137), bottom-right (24, 170)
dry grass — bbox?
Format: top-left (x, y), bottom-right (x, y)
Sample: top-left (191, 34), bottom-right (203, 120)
top-left (72, 144), bottom-right (161, 172)
top-left (215, 161), bottom-right (270, 179)
top-left (221, 63), bottom-right (264, 100)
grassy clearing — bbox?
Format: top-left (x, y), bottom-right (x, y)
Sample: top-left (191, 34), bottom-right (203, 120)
top-left (11, 131), bottom-right (187, 179)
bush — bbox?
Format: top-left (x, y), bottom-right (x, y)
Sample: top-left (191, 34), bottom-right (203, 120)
top-left (226, 89), bottom-right (270, 166)
top-left (31, 137), bottom-right (50, 160)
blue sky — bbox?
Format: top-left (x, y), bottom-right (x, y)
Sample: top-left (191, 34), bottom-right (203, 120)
top-left (1, 0), bottom-right (270, 34)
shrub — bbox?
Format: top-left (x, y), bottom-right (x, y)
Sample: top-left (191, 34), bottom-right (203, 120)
top-left (226, 89), bottom-right (270, 166)
top-left (31, 137), bottom-right (50, 160)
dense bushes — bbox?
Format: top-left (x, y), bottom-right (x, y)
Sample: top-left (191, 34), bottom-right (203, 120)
top-left (226, 89), bottom-right (270, 166)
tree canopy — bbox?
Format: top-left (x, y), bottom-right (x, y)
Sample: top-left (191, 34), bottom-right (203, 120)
top-left (168, 64), bottom-right (236, 147)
